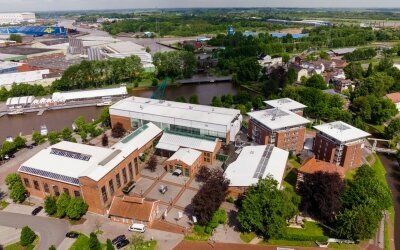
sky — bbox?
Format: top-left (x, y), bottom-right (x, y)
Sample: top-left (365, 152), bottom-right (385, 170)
top-left (1, 0), bottom-right (400, 12)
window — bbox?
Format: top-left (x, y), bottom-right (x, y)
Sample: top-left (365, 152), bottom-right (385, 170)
top-left (116, 173), bottom-right (121, 188)
top-left (33, 180), bottom-right (40, 190)
top-left (44, 183), bottom-right (49, 193)
top-left (109, 179), bottom-right (114, 195)
top-left (63, 188), bottom-right (70, 196)
top-left (134, 158), bottom-right (139, 175)
top-left (128, 163), bottom-right (133, 180)
top-left (204, 152), bottom-right (211, 163)
top-left (122, 168), bottom-right (127, 184)
top-left (74, 190), bottom-right (81, 197)
top-left (101, 186), bottom-right (108, 203)
top-left (23, 178), bottom-right (30, 188)
top-left (53, 185), bottom-right (60, 196)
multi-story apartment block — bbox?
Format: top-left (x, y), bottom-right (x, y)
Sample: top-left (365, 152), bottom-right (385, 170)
top-left (264, 98), bottom-right (307, 116)
top-left (247, 108), bottom-right (310, 153)
top-left (313, 121), bottom-right (370, 169)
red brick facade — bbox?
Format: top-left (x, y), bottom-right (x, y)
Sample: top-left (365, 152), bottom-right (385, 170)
top-left (110, 115), bottom-right (132, 131)
top-left (248, 119), bottom-right (305, 153)
top-left (165, 154), bottom-right (203, 177)
top-left (313, 133), bottom-right (364, 169)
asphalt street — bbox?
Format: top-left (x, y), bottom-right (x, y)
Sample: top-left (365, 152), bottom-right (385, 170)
top-left (0, 211), bottom-right (69, 250)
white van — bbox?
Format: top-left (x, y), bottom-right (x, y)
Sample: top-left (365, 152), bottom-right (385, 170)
top-left (128, 223), bottom-right (146, 233)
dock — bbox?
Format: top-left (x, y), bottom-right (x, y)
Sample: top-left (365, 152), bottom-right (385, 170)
top-left (37, 109), bottom-right (46, 116)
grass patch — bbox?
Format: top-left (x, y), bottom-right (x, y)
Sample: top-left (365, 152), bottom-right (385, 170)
top-left (5, 237), bottom-right (39, 250)
top-left (69, 234), bottom-right (106, 250)
top-left (283, 169), bottom-right (298, 190)
top-left (1, 199), bottom-right (9, 210)
top-left (384, 221), bottom-right (390, 250)
top-left (136, 240), bottom-right (157, 250)
top-left (240, 232), bottom-right (256, 243)
top-left (367, 124), bottom-right (385, 138)
top-left (262, 239), bottom-right (317, 247)
top-left (328, 242), bottom-right (364, 249)
top-left (289, 158), bottom-right (301, 169)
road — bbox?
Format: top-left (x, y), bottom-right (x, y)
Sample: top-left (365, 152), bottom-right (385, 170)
top-left (378, 153), bottom-right (400, 250)
top-left (0, 211), bottom-right (69, 250)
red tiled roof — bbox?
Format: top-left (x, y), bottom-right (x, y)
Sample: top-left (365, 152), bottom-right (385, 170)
top-left (109, 196), bottom-right (158, 222)
top-left (386, 92), bottom-right (400, 104)
top-left (299, 157), bottom-right (345, 178)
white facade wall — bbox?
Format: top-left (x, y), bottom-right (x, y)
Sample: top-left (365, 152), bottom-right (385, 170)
top-left (0, 12), bottom-right (36, 24)
top-left (0, 69), bottom-right (49, 87)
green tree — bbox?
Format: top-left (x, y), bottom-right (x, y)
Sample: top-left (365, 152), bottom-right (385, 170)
top-left (9, 34), bottom-right (22, 43)
top-left (1, 141), bottom-right (16, 157)
top-left (79, 131), bottom-right (88, 142)
top-left (211, 96), bottom-right (222, 107)
top-left (305, 74), bottom-right (327, 89)
top-left (32, 131), bottom-right (45, 145)
top-left (237, 177), bottom-right (300, 239)
top-left (385, 118), bottom-right (400, 139)
top-left (5, 173), bottom-right (20, 189)
top-left (129, 234), bottom-right (145, 250)
top-left (60, 128), bottom-right (73, 141)
top-left (66, 197), bottom-right (88, 220)
top-left (344, 62), bottom-right (364, 80)
top-left (56, 193), bottom-right (71, 218)
top-left (13, 136), bottom-right (27, 149)
top-left (106, 239), bottom-right (115, 250)
top-left (175, 96), bottom-right (187, 103)
top-left (99, 107), bottom-right (111, 128)
top-left (89, 232), bottom-right (101, 250)
top-left (20, 226), bottom-right (36, 246)
top-left (189, 95), bottom-right (199, 104)
top-left (6, 173), bottom-right (26, 203)
top-left (49, 245), bottom-right (56, 250)
top-left (47, 131), bottom-right (60, 145)
top-left (44, 196), bottom-right (58, 216)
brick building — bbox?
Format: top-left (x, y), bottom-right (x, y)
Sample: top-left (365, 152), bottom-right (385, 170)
top-left (247, 108), bottom-right (310, 153)
top-left (164, 148), bottom-right (203, 177)
top-left (264, 98), bottom-right (307, 117)
top-left (18, 123), bottom-right (162, 215)
top-left (109, 96), bottom-right (242, 143)
top-left (313, 121), bottom-right (370, 169)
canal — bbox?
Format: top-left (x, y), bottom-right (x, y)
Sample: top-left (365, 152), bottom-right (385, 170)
top-left (378, 153), bottom-right (400, 250)
top-left (0, 82), bottom-right (237, 139)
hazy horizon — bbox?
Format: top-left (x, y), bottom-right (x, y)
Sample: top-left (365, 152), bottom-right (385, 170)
top-left (1, 0), bottom-right (400, 12)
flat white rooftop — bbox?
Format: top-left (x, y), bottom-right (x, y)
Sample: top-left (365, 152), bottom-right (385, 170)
top-left (52, 86), bottom-right (127, 102)
top-left (264, 98), bottom-right (306, 111)
top-left (248, 108), bottom-right (309, 131)
top-left (167, 148), bottom-right (202, 166)
top-left (110, 96), bottom-right (241, 130)
top-left (19, 123), bottom-right (162, 184)
top-left (225, 145), bottom-right (288, 187)
top-left (314, 121), bottom-right (370, 143)
top-left (156, 132), bottom-right (218, 152)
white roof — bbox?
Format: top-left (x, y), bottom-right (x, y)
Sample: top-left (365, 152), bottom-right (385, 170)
top-left (264, 98), bottom-right (306, 111)
top-left (0, 61), bottom-right (20, 70)
top-left (247, 108), bottom-right (310, 131)
top-left (0, 70), bottom-right (49, 86)
top-left (225, 145), bottom-right (288, 187)
top-left (166, 148), bottom-right (202, 166)
top-left (6, 96), bottom-right (34, 106)
top-left (314, 121), bottom-right (370, 143)
top-left (110, 97), bottom-right (241, 132)
top-left (106, 41), bottom-right (145, 54)
top-left (19, 123), bottom-right (162, 184)
top-left (331, 48), bottom-right (356, 55)
top-left (156, 132), bottom-right (218, 152)
top-left (52, 86), bottom-right (127, 102)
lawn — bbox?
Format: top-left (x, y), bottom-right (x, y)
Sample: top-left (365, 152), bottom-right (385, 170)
top-left (0, 199), bottom-right (9, 210)
top-left (262, 239), bottom-right (317, 248)
top-left (240, 232), bottom-right (256, 243)
top-left (289, 158), bottom-right (301, 169)
top-left (184, 225), bottom-right (210, 241)
top-left (5, 237), bottom-right (38, 250)
top-left (367, 124), bottom-right (385, 138)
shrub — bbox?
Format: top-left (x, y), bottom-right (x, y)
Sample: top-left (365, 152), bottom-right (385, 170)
top-left (111, 122), bottom-right (126, 138)
top-left (56, 193), bottom-right (71, 218)
top-left (89, 232), bottom-right (101, 250)
top-left (66, 197), bottom-right (88, 220)
top-left (44, 196), bottom-right (57, 215)
top-left (147, 155), bottom-right (158, 172)
top-left (32, 131), bottom-right (45, 145)
top-left (49, 245), bottom-right (56, 250)
top-left (106, 239), bottom-right (115, 250)
top-left (226, 196), bottom-right (235, 203)
top-left (102, 134), bottom-right (109, 147)
top-left (20, 226), bottom-right (36, 246)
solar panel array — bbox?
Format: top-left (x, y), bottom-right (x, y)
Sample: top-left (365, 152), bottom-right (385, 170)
top-left (50, 148), bottom-right (91, 161)
top-left (253, 145), bottom-right (274, 179)
top-left (19, 165), bottom-right (80, 186)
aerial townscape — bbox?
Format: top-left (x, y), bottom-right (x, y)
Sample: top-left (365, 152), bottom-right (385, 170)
top-left (2, 2), bottom-right (400, 250)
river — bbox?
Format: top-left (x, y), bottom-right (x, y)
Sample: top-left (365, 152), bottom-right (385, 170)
top-left (377, 153), bottom-right (400, 250)
top-left (0, 82), bottom-right (237, 140)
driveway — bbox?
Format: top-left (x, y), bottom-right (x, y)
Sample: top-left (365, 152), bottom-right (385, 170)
top-left (0, 211), bottom-right (69, 250)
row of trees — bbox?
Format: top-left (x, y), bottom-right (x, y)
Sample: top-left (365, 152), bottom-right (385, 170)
top-left (44, 193), bottom-right (88, 220)
top-left (153, 51), bottom-right (197, 79)
top-left (0, 136), bottom-right (26, 159)
top-left (211, 92), bottom-right (265, 114)
top-left (298, 165), bottom-right (392, 241)
top-left (0, 84), bottom-right (48, 102)
top-left (343, 48), bottom-right (377, 62)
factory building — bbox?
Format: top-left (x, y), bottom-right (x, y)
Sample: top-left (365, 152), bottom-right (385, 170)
top-left (110, 97), bottom-right (242, 143)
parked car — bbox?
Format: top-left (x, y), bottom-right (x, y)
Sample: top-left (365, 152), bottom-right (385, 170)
top-left (159, 185), bottom-right (168, 194)
top-left (31, 206), bottom-right (43, 216)
top-left (112, 235), bottom-right (126, 245)
top-left (26, 144), bottom-right (34, 149)
top-left (128, 223), bottom-right (146, 233)
top-left (116, 239), bottom-right (130, 249)
top-left (172, 169), bottom-right (182, 176)
top-left (65, 231), bottom-right (79, 238)
top-left (122, 181), bottom-right (136, 194)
